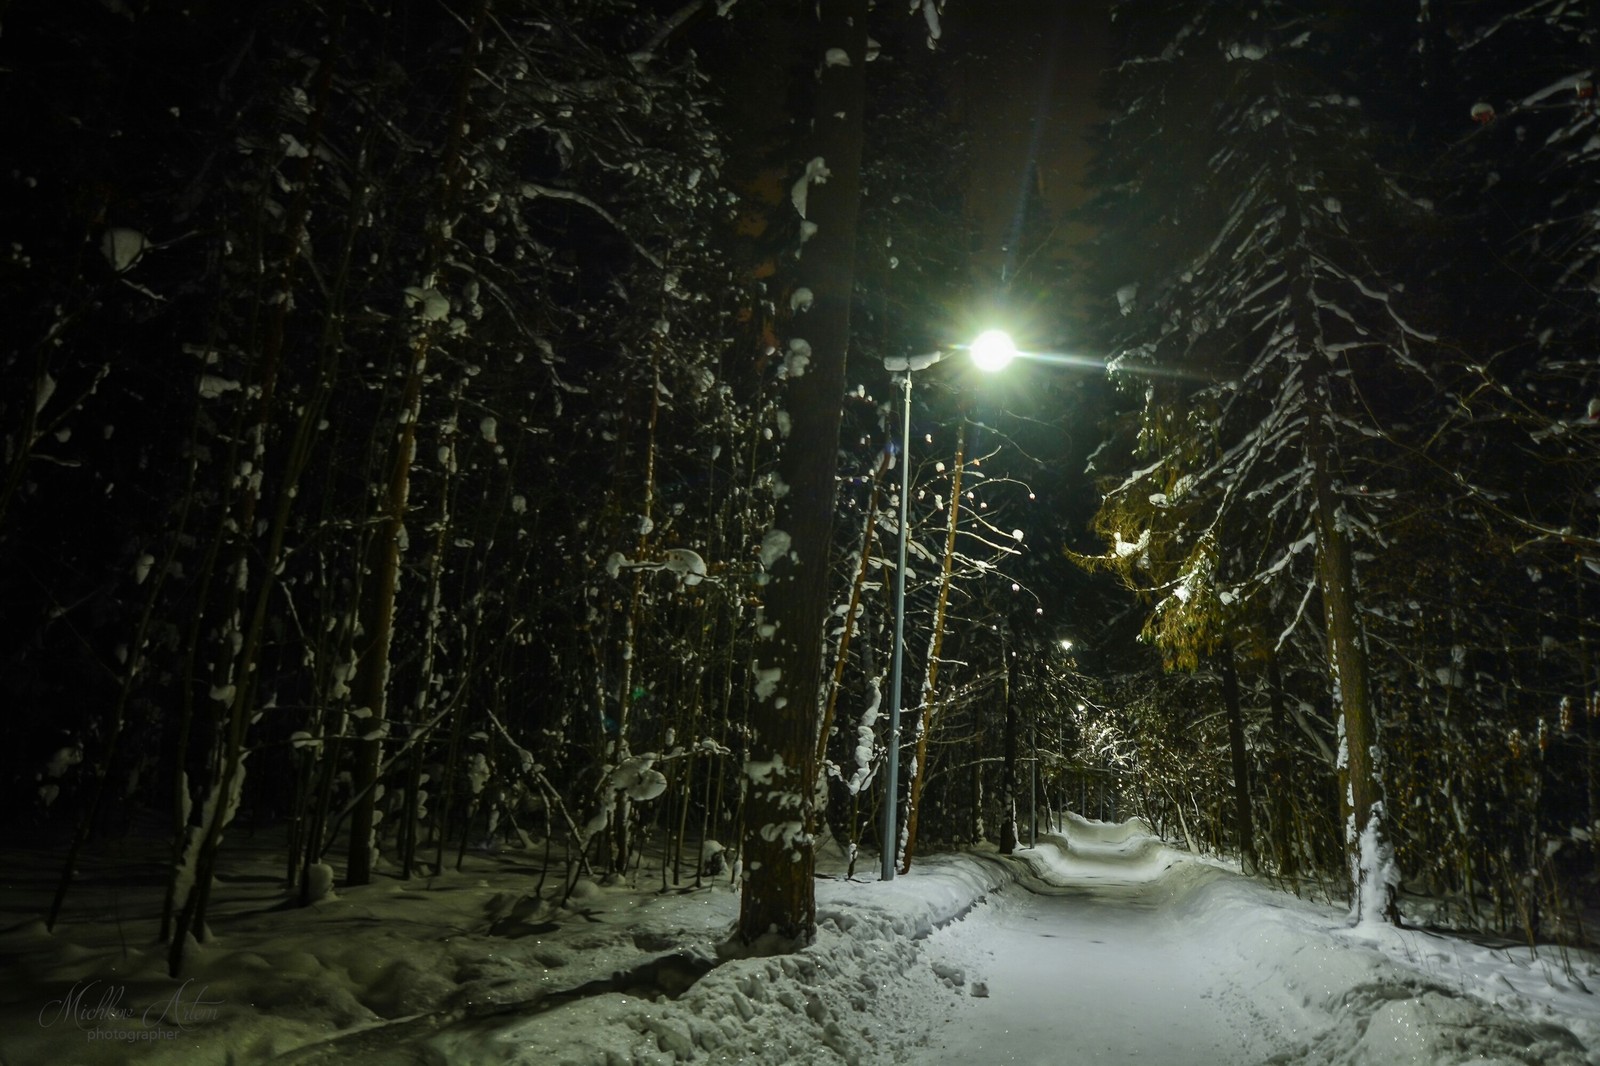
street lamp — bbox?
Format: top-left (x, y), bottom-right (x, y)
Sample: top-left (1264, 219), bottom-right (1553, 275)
top-left (969, 329), bottom-right (1019, 373)
top-left (880, 330), bottom-right (1017, 881)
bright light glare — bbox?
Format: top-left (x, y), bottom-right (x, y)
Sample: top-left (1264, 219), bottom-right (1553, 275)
top-left (969, 329), bottom-right (1017, 372)
top-left (1060, 638), bottom-right (1075, 651)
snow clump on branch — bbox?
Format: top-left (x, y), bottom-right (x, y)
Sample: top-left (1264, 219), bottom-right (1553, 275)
top-left (783, 338), bottom-right (812, 378)
top-left (605, 548), bottom-right (709, 585)
top-left (758, 529), bottom-right (792, 569)
top-left (790, 157), bottom-right (830, 219)
top-left (609, 755), bottom-right (668, 802)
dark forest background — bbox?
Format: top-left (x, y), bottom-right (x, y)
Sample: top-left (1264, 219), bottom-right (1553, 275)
top-left (1, 0), bottom-right (1595, 967)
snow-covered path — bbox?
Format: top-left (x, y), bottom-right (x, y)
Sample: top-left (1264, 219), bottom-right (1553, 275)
top-left (916, 818), bottom-right (1597, 1066)
top-left (921, 822), bottom-right (1284, 1064)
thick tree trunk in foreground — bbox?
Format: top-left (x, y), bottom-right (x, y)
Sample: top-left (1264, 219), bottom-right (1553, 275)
top-left (737, 0), bottom-right (866, 947)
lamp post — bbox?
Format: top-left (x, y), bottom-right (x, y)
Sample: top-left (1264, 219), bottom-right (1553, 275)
top-left (880, 329), bottom-right (1016, 881)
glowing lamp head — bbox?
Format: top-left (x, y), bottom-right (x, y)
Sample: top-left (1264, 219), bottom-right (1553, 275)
top-left (969, 329), bottom-right (1017, 373)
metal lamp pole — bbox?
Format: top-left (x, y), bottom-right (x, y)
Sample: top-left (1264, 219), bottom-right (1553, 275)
top-left (880, 330), bottom-right (1016, 882)
top-left (881, 368), bottom-right (913, 881)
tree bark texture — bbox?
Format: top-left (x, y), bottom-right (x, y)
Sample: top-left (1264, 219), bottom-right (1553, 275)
top-left (737, 0), bottom-right (866, 947)
top-left (1283, 172), bottom-right (1389, 920)
top-left (1309, 417), bottom-right (1384, 917)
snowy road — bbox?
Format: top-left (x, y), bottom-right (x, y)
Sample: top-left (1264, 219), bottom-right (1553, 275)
top-left (921, 823), bottom-right (1286, 1064)
top-left (914, 820), bottom-right (1597, 1066)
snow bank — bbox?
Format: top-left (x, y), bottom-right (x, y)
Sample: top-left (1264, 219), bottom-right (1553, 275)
top-left (431, 852), bottom-right (1013, 1065)
top-left (0, 834), bottom-right (1016, 1066)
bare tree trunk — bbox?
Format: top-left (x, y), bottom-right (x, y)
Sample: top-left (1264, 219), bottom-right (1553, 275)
top-left (1219, 647), bottom-right (1257, 873)
top-left (396, 382), bottom-right (462, 882)
top-left (1283, 168), bottom-right (1392, 922)
top-left (346, 0), bottom-right (490, 887)
top-left (345, 330), bottom-right (428, 886)
top-left (999, 643), bottom-right (1021, 855)
top-left (900, 421), bottom-right (965, 872)
top-left (815, 452), bottom-right (889, 776)
top-left (1266, 651), bottom-right (1297, 880)
top-left (737, 0), bottom-right (866, 948)
top-left (1310, 420), bottom-right (1388, 920)
top-left (169, 8), bottom-right (354, 968)
top-left (49, 431), bottom-right (199, 929)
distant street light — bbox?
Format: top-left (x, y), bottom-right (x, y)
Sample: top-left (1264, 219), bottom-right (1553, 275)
top-left (880, 331), bottom-right (1016, 882)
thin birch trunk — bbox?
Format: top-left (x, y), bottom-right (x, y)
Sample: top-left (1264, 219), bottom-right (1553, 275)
top-left (899, 421), bottom-right (965, 873)
top-left (346, 0), bottom-right (491, 886)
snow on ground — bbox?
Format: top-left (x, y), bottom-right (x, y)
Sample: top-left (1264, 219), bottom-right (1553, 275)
top-left (0, 816), bottom-right (1594, 1065)
top-left (0, 831), bottom-right (1005, 1065)
top-left (921, 815), bottom-right (1598, 1066)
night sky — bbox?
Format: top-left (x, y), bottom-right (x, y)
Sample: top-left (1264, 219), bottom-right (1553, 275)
top-left (947, 0), bottom-right (1109, 280)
